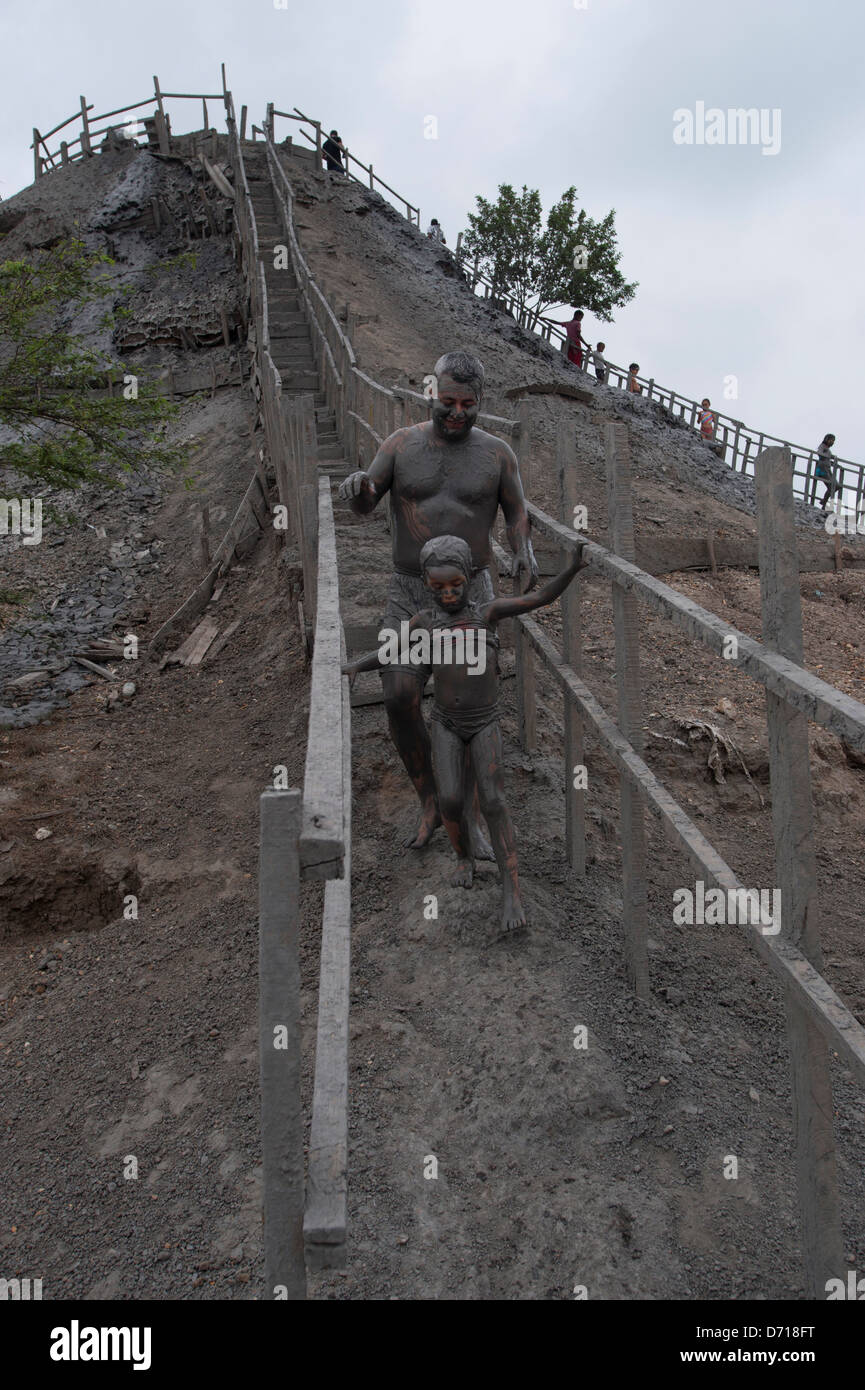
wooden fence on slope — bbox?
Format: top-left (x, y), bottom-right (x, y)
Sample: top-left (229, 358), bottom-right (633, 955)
top-left (225, 92), bottom-right (353, 1295)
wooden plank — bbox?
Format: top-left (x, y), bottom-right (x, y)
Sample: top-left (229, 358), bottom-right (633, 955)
top-left (516, 396), bottom-right (531, 498)
top-left (298, 395), bottom-right (320, 617)
top-left (526, 504), bottom-right (865, 751)
top-left (79, 96), bottom-right (91, 155)
top-left (504, 381), bottom-right (594, 406)
top-left (513, 563), bottom-right (537, 751)
top-left (258, 788), bottom-right (306, 1300)
top-left (175, 615), bottom-right (219, 666)
top-left (605, 422), bottom-right (650, 998)
top-left (202, 617), bottom-right (241, 665)
top-left (300, 478), bottom-right (345, 877)
top-left (517, 611), bottom-right (865, 1087)
top-left (147, 470), bottom-right (264, 660)
top-left (558, 418), bottom-right (586, 875)
top-left (510, 396), bottom-right (536, 750)
top-left (202, 153), bottom-right (235, 201)
top-left (304, 629), bottom-right (352, 1267)
top-left (755, 445), bottom-right (843, 1298)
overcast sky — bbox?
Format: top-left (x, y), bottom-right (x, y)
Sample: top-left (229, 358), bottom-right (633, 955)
top-left (3, 0), bottom-right (862, 467)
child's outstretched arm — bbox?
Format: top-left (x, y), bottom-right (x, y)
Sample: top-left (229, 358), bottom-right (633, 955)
top-left (483, 541), bottom-right (589, 623)
top-left (341, 613), bottom-right (428, 684)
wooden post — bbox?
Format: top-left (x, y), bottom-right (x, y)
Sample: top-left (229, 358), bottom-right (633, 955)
top-left (706, 530), bottom-right (718, 576)
top-left (516, 395), bottom-right (531, 499)
top-left (741, 435), bottom-right (752, 475)
top-left (300, 394), bottom-right (320, 618)
top-left (558, 418), bottom-right (586, 875)
top-left (79, 97), bottom-right (91, 155)
top-left (755, 445), bottom-right (843, 1299)
top-left (513, 396), bottom-right (536, 752)
top-left (202, 97), bottom-right (209, 130)
top-left (605, 422), bottom-right (650, 998)
top-left (33, 129), bottom-right (43, 181)
top-left (240, 104), bottom-right (248, 141)
top-left (258, 787), bottom-right (306, 1300)
top-left (60, 140), bottom-right (69, 166)
top-left (383, 394), bottom-right (396, 533)
top-left (153, 77), bottom-right (170, 154)
top-left (315, 122), bottom-right (322, 167)
top-left (368, 163), bottom-right (375, 190)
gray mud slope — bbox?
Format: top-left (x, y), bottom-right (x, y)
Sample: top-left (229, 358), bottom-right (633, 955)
top-left (0, 146), bottom-right (862, 1302)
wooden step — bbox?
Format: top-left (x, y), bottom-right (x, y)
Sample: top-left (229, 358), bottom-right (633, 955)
top-left (269, 323), bottom-right (310, 339)
top-left (271, 354), bottom-right (315, 370)
top-left (317, 443), bottom-right (343, 460)
top-left (280, 370), bottom-right (319, 390)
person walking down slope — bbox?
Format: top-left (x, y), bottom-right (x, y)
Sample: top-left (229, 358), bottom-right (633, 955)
top-left (815, 433), bottom-right (842, 511)
top-left (590, 341), bottom-right (608, 384)
top-left (427, 218), bottom-right (447, 244)
top-left (627, 363), bottom-right (642, 394)
top-left (322, 129), bottom-right (345, 173)
top-left (698, 398), bottom-right (716, 440)
top-left (550, 309), bottom-right (591, 369)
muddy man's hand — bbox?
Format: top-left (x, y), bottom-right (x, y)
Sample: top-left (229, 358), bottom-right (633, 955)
top-left (338, 471), bottom-right (378, 501)
top-left (512, 550), bottom-right (539, 592)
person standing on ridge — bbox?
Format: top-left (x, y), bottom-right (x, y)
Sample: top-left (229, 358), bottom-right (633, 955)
top-left (590, 341), bottom-right (608, 384)
top-left (699, 398), bottom-right (716, 440)
top-left (427, 217), bottom-right (446, 244)
top-left (815, 433), bottom-right (842, 510)
top-left (322, 129), bottom-right (345, 173)
top-left (549, 309), bottom-right (591, 369)
top-left (628, 362), bottom-right (642, 394)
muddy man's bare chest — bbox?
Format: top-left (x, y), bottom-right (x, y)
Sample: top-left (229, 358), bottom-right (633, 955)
top-left (396, 449), bottom-right (499, 507)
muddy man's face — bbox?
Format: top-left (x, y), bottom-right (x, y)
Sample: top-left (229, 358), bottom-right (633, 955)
top-left (424, 564), bottom-right (469, 613)
top-left (432, 374), bottom-right (480, 443)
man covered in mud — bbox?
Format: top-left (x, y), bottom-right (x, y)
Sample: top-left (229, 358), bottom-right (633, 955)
top-left (337, 349), bottom-right (538, 849)
top-left (343, 534), bottom-right (588, 934)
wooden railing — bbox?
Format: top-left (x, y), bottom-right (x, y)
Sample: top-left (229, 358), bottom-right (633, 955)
top-left (256, 119), bottom-right (865, 1297)
top-left (447, 241), bottom-right (865, 516)
top-left (31, 69), bottom-right (232, 176)
top-left (268, 105), bottom-right (422, 227)
top-left (225, 93), bottom-right (353, 1295)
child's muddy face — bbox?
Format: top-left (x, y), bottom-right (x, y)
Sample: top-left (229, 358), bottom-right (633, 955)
top-left (424, 564), bottom-right (468, 612)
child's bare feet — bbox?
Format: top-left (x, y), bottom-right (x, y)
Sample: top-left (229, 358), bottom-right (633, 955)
top-left (499, 892), bottom-right (527, 936)
top-left (451, 858), bottom-right (474, 888)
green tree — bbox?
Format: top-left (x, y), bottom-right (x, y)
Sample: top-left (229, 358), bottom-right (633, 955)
top-left (461, 183), bottom-right (637, 328)
top-left (461, 184), bottom-right (543, 308)
top-left (0, 237), bottom-right (179, 490)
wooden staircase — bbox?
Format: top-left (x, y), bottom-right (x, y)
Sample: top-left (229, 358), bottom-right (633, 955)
top-left (246, 154), bottom-right (351, 480)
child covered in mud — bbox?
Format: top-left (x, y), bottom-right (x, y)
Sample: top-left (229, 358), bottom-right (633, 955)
top-left (343, 534), bottom-right (588, 935)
